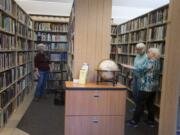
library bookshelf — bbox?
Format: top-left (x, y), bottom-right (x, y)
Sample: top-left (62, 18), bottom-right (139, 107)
top-left (30, 14), bottom-right (69, 92)
top-left (110, 4), bottom-right (169, 122)
top-left (0, 0), bottom-right (35, 129)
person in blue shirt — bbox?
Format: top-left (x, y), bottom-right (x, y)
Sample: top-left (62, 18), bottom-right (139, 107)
top-left (122, 48), bottom-right (160, 127)
top-left (133, 43), bottom-right (148, 104)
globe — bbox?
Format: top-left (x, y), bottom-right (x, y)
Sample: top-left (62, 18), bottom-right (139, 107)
top-left (97, 59), bottom-right (119, 80)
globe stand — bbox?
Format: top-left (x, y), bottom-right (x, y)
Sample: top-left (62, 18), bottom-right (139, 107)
top-left (96, 70), bottom-right (119, 86)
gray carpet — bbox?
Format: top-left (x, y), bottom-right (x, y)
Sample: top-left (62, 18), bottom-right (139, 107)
top-left (18, 94), bottom-right (158, 135)
top-left (125, 101), bottom-right (158, 135)
top-left (18, 94), bottom-right (64, 135)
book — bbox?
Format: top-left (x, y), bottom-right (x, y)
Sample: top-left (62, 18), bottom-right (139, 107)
top-left (17, 38), bottom-right (27, 50)
top-left (0, 33), bottom-right (15, 50)
top-left (118, 34), bottom-right (128, 44)
top-left (147, 43), bottom-right (165, 56)
top-left (0, 85), bottom-right (15, 108)
top-left (18, 53), bottom-right (28, 65)
top-left (17, 65), bottom-right (27, 78)
top-left (35, 22), bottom-right (51, 31)
top-left (0, 0), bottom-right (12, 13)
top-left (148, 26), bottom-right (166, 41)
top-left (50, 53), bottom-right (67, 61)
top-left (51, 23), bottom-right (68, 32)
top-left (0, 52), bottom-right (16, 71)
top-left (17, 22), bottom-right (27, 36)
top-left (129, 30), bottom-right (146, 43)
top-left (118, 55), bottom-right (128, 64)
top-left (17, 7), bottom-right (26, 24)
top-left (149, 7), bottom-right (168, 25)
top-left (2, 15), bottom-right (15, 34)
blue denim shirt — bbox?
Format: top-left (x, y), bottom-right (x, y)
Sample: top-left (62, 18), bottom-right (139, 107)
top-left (133, 59), bottom-right (160, 92)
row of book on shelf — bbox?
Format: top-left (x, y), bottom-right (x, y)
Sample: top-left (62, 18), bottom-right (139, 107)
top-left (17, 39), bottom-right (34, 51)
top-left (35, 43), bottom-right (68, 51)
top-left (111, 43), bottom-right (165, 55)
top-left (0, 75), bottom-right (32, 127)
top-left (116, 7), bottom-right (168, 34)
top-left (0, 33), bottom-right (15, 50)
top-left (50, 53), bottom-right (67, 61)
top-left (35, 23), bottom-right (68, 32)
top-left (0, 52), bottom-right (16, 70)
top-left (0, 69), bottom-right (16, 90)
top-left (0, 0), bottom-right (13, 13)
top-left (116, 26), bottom-right (166, 43)
top-left (18, 52), bottom-right (33, 65)
top-left (36, 33), bottom-right (67, 42)
top-left (0, 12), bottom-right (15, 33)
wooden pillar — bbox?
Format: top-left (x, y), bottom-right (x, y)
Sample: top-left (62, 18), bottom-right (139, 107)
top-left (73, 0), bottom-right (112, 82)
top-left (159, 0), bottom-right (180, 134)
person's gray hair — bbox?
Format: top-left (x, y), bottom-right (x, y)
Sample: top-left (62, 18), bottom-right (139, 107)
top-left (37, 43), bottom-right (46, 50)
top-left (136, 43), bottom-right (146, 53)
top-left (149, 48), bottom-right (161, 59)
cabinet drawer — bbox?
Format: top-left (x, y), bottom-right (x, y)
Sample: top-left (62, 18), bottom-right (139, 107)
top-left (65, 116), bottom-right (124, 135)
top-left (65, 90), bottom-right (126, 115)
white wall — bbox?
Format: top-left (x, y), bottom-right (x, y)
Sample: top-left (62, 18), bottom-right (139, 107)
top-left (15, 0), bottom-right (72, 16)
top-left (15, 0), bottom-right (170, 24)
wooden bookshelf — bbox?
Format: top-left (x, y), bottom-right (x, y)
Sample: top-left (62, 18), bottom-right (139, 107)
top-left (110, 4), bottom-right (169, 122)
top-left (0, 0), bottom-right (35, 129)
top-left (31, 15), bottom-right (69, 91)
top-left (110, 24), bottom-right (118, 62)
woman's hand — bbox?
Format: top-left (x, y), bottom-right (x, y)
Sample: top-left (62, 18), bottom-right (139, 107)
top-left (121, 64), bottom-right (135, 69)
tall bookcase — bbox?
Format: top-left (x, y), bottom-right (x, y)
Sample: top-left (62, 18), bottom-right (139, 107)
top-left (0, 0), bottom-right (34, 129)
top-left (110, 4), bottom-right (169, 121)
top-left (31, 15), bottom-right (69, 92)
top-left (110, 24), bottom-right (118, 61)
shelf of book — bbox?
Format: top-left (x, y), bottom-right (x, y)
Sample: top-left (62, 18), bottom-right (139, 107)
top-left (110, 4), bottom-right (169, 122)
top-left (32, 15), bottom-right (69, 92)
top-left (0, 0), bottom-right (35, 129)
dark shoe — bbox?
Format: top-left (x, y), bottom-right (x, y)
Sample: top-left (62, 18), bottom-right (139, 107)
top-left (143, 120), bottom-right (155, 128)
top-left (127, 120), bottom-right (138, 127)
top-left (34, 96), bottom-right (40, 102)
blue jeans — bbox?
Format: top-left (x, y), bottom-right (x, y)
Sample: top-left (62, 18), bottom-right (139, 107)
top-left (35, 70), bottom-right (48, 97)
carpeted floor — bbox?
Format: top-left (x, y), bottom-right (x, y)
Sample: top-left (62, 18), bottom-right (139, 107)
top-left (18, 94), bottom-right (158, 135)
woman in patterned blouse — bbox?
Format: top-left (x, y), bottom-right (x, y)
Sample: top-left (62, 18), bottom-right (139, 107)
top-left (122, 48), bottom-right (160, 127)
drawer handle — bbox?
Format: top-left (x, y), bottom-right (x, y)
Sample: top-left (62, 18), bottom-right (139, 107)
top-left (92, 120), bottom-right (99, 123)
top-left (93, 95), bottom-right (100, 98)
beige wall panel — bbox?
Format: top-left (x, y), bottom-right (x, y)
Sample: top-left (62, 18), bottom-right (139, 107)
top-left (159, 0), bottom-right (180, 135)
top-left (73, 0), bottom-right (112, 82)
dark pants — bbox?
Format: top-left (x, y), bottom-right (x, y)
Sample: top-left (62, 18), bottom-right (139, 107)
top-left (133, 91), bottom-right (156, 123)
top-left (132, 76), bottom-right (139, 103)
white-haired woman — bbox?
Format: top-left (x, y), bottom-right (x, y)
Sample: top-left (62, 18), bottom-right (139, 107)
top-left (132, 43), bottom-right (148, 104)
top-left (122, 48), bottom-right (160, 127)
top-left (34, 44), bottom-right (50, 101)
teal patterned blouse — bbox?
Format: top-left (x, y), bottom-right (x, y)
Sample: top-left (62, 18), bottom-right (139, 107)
top-left (133, 53), bottom-right (148, 77)
top-left (133, 59), bottom-right (160, 92)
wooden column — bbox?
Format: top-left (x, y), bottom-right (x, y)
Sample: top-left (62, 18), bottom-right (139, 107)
top-left (159, 0), bottom-right (180, 134)
top-left (73, 0), bottom-right (112, 82)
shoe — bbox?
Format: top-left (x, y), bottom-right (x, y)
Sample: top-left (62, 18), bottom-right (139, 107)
top-left (127, 120), bottom-right (138, 127)
top-left (34, 96), bottom-right (40, 102)
top-left (143, 120), bottom-right (155, 128)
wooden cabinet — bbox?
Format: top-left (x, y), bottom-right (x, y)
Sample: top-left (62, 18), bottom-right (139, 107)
top-left (65, 82), bottom-right (127, 135)
top-left (65, 116), bottom-right (124, 135)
